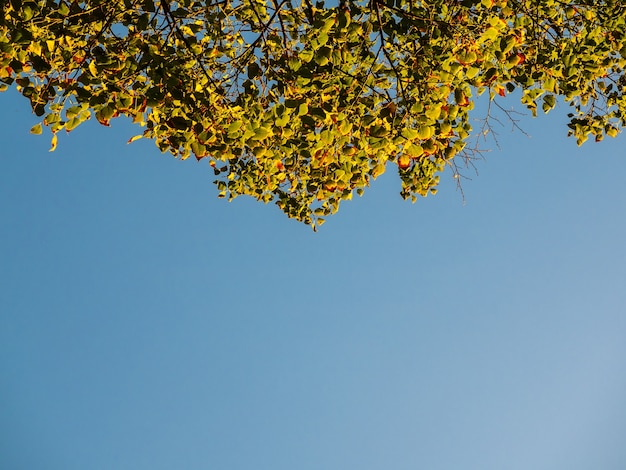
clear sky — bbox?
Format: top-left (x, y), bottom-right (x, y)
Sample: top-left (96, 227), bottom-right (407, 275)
top-left (1, 85), bottom-right (626, 470)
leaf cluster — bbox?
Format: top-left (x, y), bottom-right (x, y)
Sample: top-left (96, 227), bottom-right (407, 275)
top-left (2, 0), bottom-right (626, 227)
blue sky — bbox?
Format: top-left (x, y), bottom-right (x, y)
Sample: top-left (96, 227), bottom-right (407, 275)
top-left (2, 85), bottom-right (626, 470)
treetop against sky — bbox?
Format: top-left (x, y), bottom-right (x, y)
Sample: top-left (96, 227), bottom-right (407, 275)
top-left (2, 0), bottom-right (626, 227)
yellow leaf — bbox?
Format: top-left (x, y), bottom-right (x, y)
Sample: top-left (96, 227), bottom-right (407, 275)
top-left (88, 61), bottom-right (98, 76)
top-left (372, 163), bottom-right (386, 178)
top-left (297, 103), bottom-right (309, 117)
top-left (49, 134), bottom-right (58, 152)
top-left (29, 42), bottom-right (42, 55)
top-left (417, 125), bottom-right (434, 140)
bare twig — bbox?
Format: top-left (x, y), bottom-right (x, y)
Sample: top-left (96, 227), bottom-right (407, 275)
top-left (160, 0), bottom-right (219, 88)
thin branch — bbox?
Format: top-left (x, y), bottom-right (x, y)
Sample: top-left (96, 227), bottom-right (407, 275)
top-left (272, 0), bottom-right (289, 50)
top-left (234, 0), bottom-right (290, 67)
top-left (371, 0), bottom-right (407, 103)
top-left (160, 0), bottom-right (219, 89)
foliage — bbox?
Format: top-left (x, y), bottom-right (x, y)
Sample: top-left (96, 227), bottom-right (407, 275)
top-left (2, 0), bottom-right (626, 227)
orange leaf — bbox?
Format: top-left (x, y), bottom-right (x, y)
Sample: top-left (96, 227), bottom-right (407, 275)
top-left (398, 154), bottom-right (411, 169)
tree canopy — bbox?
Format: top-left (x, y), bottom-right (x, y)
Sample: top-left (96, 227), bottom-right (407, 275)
top-left (2, 0), bottom-right (626, 227)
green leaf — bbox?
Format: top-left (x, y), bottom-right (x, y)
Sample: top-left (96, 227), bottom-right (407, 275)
top-left (58, 2), bottom-right (70, 16)
top-left (251, 127), bottom-right (271, 140)
top-left (227, 121), bottom-right (243, 134)
top-left (314, 47), bottom-right (332, 66)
